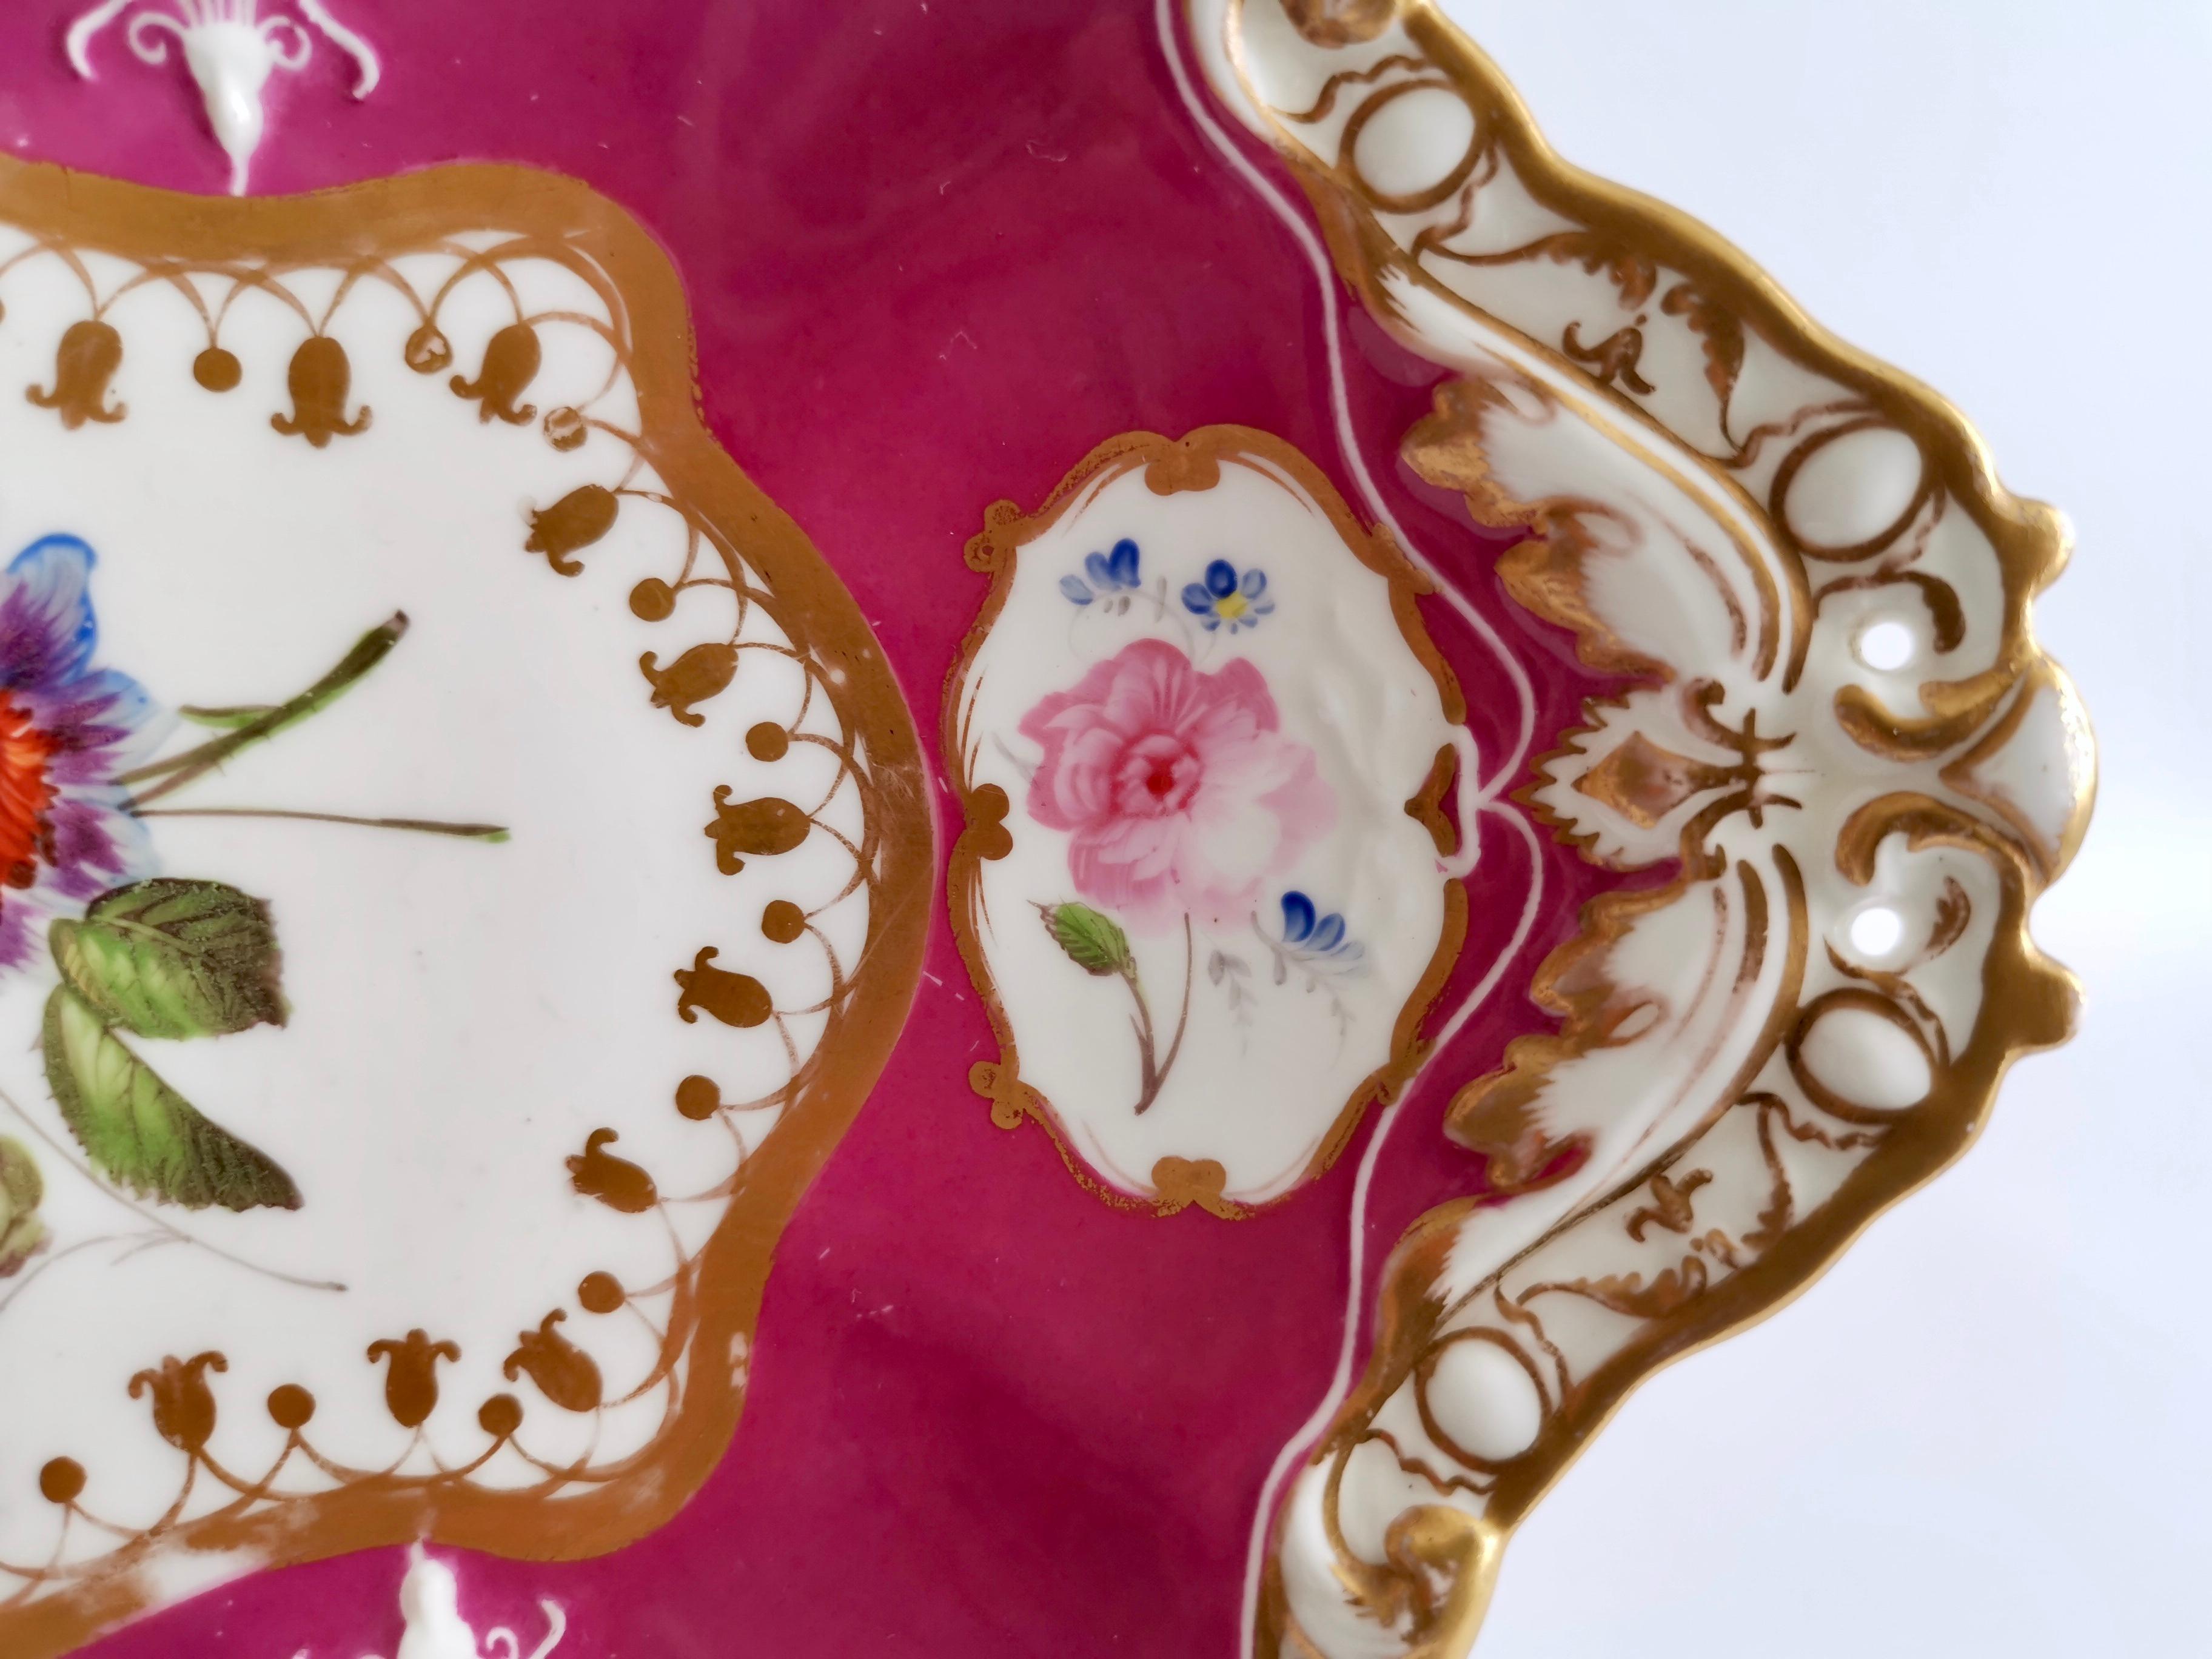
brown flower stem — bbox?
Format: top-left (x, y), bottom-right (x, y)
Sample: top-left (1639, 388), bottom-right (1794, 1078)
top-left (1130, 917), bottom-right (1194, 1116)
top-left (1126, 979), bottom-right (1157, 1108)
top-left (0, 1228), bottom-right (163, 1322)
top-left (119, 613), bottom-right (409, 804)
top-left (130, 807), bottom-right (508, 842)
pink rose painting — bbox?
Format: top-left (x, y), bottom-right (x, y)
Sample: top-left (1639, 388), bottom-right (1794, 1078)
top-left (1017, 637), bottom-right (1335, 1115)
top-left (1020, 638), bottom-right (1333, 931)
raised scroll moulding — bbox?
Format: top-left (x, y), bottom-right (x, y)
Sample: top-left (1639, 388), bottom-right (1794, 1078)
top-left (1190, 2), bottom-right (2090, 1655)
top-left (950, 431), bottom-right (1469, 1211)
top-left (67, 0), bottom-right (381, 194)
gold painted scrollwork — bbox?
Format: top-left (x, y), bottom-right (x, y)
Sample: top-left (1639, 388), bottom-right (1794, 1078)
top-left (1202, 4), bottom-right (2093, 1655)
top-left (943, 425), bottom-right (1469, 1218)
top-left (0, 156), bottom-right (931, 1659)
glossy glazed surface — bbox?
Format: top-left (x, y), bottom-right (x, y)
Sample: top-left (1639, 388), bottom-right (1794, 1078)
top-left (0, 2), bottom-right (2091, 1654)
top-left (5, 2), bottom-right (1618, 1653)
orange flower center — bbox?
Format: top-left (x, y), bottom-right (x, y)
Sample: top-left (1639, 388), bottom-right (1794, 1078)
top-left (0, 692), bottom-right (59, 891)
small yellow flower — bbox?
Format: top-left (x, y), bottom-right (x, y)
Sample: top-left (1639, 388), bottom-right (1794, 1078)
top-left (1181, 559), bottom-right (1275, 632)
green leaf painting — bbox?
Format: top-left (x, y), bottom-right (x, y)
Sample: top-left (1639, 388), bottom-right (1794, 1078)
top-left (50, 879), bottom-right (285, 1041)
top-left (39, 880), bottom-right (297, 1212)
top-left (1036, 901), bottom-right (1191, 1116)
top-left (6, 592), bottom-right (508, 1221)
top-left (42, 988), bottom-right (301, 1213)
top-left (0, 1136), bottom-right (47, 1276)
top-left (1040, 901), bottom-right (1133, 978)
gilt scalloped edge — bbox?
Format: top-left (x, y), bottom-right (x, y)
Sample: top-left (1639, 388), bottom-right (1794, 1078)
top-left (1190, 4), bottom-right (2096, 1655)
top-left (0, 158), bottom-right (933, 1659)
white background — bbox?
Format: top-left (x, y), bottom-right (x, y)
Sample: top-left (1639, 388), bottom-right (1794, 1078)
top-left (1436, 3), bottom-right (2209, 1654)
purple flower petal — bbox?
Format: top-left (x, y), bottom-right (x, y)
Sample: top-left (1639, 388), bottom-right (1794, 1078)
top-left (0, 900), bottom-right (34, 972)
top-left (0, 537), bottom-right (101, 692)
top-left (41, 791), bottom-right (151, 902)
top-left (0, 536), bottom-right (166, 976)
top-left (18, 669), bottom-right (170, 780)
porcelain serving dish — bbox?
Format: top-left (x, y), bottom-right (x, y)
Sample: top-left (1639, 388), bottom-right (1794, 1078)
top-left (0, 2), bottom-right (2092, 1655)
